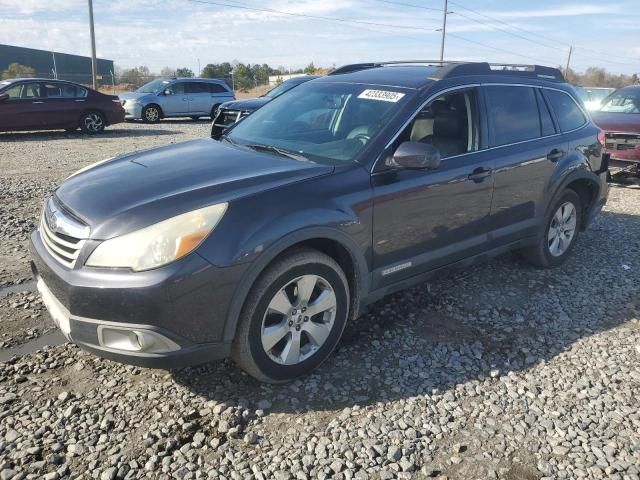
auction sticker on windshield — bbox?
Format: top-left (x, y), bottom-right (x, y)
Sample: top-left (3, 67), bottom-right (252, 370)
top-left (358, 89), bottom-right (405, 102)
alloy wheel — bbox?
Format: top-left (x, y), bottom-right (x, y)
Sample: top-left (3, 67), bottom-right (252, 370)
top-left (548, 201), bottom-right (577, 257)
top-left (83, 113), bottom-right (103, 133)
top-left (145, 107), bottom-right (159, 122)
top-left (261, 274), bottom-right (337, 365)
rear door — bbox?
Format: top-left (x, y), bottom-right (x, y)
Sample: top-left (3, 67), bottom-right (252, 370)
top-left (0, 81), bottom-right (45, 130)
top-left (184, 82), bottom-right (210, 115)
top-left (483, 84), bottom-right (567, 246)
top-left (40, 82), bottom-right (87, 128)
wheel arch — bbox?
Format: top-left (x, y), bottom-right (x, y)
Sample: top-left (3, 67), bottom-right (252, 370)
top-left (143, 103), bottom-right (164, 119)
top-left (222, 227), bottom-right (370, 343)
top-left (549, 169), bottom-right (601, 231)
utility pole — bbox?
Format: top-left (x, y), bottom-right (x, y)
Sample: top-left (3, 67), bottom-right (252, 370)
top-left (51, 52), bottom-right (58, 79)
top-left (439, 0), bottom-right (448, 62)
top-left (88, 0), bottom-right (98, 90)
top-left (565, 45), bottom-right (573, 81)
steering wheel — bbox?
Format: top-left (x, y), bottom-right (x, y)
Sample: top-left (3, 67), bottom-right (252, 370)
top-left (351, 133), bottom-right (371, 145)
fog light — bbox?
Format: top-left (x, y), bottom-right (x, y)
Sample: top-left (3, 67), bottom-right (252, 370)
top-left (97, 326), bottom-right (180, 353)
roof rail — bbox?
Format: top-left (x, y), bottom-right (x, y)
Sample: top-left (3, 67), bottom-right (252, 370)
top-left (329, 60), bottom-right (565, 82)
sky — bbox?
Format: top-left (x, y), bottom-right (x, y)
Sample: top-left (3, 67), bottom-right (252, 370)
top-left (0, 0), bottom-right (638, 75)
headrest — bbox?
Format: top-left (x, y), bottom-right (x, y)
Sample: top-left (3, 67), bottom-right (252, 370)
top-left (433, 113), bottom-right (461, 138)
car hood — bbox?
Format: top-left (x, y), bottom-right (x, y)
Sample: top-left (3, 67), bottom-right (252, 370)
top-left (219, 97), bottom-right (271, 112)
top-left (119, 91), bottom-right (155, 102)
top-left (591, 112), bottom-right (640, 133)
top-left (55, 138), bottom-right (333, 239)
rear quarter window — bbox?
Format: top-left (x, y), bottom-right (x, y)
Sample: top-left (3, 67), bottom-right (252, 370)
top-left (208, 83), bottom-right (229, 94)
top-left (544, 89), bottom-right (587, 132)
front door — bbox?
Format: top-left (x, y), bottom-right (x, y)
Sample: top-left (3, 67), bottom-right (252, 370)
top-left (0, 81), bottom-right (45, 130)
top-left (162, 82), bottom-right (189, 115)
top-left (371, 87), bottom-right (495, 288)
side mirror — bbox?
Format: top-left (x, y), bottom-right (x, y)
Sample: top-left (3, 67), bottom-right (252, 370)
top-left (390, 141), bottom-right (441, 170)
top-left (163, 88), bottom-right (172, 96)
top-left (0, 93), bottom-right (9, 103)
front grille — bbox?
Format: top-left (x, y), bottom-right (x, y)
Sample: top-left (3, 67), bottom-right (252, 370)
top-left (605, 132), bottom-right (640, 151)
top-left (617, 144), bottom-right (637, 151)
top-left (39, 198), bottom-right (89, 269)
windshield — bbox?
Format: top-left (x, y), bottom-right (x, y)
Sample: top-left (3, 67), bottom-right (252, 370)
top-left (599, 90), bottom-right (640, 114)
top-left (136, 79), bottom-right (170, 94)
top-left (227, 82), bottom-right (412, 164)
top-left (264, 79), bottom-right (303, 99)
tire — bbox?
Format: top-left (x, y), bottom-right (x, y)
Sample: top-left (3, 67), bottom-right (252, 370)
top-left (142, 105), bottom-right (161, 123)
top-left (80, 111), bottom-right (105, 134)
top-left (190, 116), bottom-right (201, 121)
top-left (232, 248), bottom-right (350, 383)
top-left (524, 189), bottom-right (582, 268)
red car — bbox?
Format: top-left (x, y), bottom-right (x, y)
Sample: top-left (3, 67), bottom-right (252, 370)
top-left (0, 78), bottom-right (125, 134)
top-left (591, 85), bottom-right (640, 168)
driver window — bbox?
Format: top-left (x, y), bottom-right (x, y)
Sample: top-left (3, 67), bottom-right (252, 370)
top-left (391, 89), bottom-right (480, 160)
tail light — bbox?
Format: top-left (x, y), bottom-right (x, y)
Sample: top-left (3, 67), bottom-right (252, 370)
top-left (597, 129), bottom-right (606, 147)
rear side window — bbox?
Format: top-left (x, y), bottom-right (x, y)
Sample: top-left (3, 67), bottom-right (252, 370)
top-left (545, 90), bottom-right (587, 132)
top-left (536, 89), bottom-right (556, 136)
top-left (208, 83), bottom-right (228, 94)
top-left (485, 86), bottom-right (540, 146)
top-left (185, 82), bottom-right (209, 94)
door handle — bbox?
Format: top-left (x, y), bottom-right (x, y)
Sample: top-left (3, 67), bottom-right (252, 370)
top-left (182, 98), bottom-right (188, 101)
top-left (468, 167), bottom-right (492, 183)
top-left (32, 101), bottom-right (44, 104)
top-left (74, 99), bottom-right (85, 102)
top-left (547, 148), bottom-right (564, 162)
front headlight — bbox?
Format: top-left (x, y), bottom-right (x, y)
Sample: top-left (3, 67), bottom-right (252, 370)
top-left (86, 203), bottom-right (228, 271)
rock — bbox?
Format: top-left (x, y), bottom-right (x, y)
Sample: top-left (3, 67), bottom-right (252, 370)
top-left (387, 446), bottom-right (402, 462)
top-left (100, 467), bottom-right (117, 480)
top-left (256, 399), bottom-right (272, 410)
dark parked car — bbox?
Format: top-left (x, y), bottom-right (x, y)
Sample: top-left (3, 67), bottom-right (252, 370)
top-left (0, 78), bottom-right (124, 133)
top-left (31, 61), bottom-right (608, 382)
top-left (591, 85), bottom-right (640, 169)
top-left (211, 75), bottom-right (318, 138)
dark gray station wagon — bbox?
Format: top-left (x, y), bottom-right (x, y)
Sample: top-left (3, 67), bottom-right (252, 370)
top-left (31, 61), bottom-right (608, 382)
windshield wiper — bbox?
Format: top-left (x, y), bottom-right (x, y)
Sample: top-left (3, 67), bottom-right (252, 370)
top-left (243, 143), bottom-right (309, 162)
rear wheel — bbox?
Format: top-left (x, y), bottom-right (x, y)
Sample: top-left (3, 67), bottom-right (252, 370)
top-left (524, 189), bottom-right (582, 268)
top-left (80, 111), bottom-right (105, 134)
top-left (142, 105), bottom-right (161, 123)
top-left (232, 248), bottom-right (349, 383)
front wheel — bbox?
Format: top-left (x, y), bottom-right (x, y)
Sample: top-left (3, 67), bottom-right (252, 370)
top-left (524, 189), bottom-right (582, 268)
top-left (80, 112), bottom-right (105, 134)
top-left (232, 248), bottom-right (350, 383)
top-left (142, 105), bottom-right (161, 123)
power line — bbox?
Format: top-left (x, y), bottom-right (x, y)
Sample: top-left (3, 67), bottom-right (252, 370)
top-left (449, 0), bottom-right (638, 64)
top-left (187, 0), bottom-right (438, 33)
top-left (446, 32), bottom-right (549, 64)
top-left (375, 0), bottom-right (443, 12)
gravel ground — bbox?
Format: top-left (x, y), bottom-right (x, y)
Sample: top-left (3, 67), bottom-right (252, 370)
top-left (1, 122), bottom-right (639, 479)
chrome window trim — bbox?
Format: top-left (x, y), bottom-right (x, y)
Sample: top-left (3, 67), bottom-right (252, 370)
top-left (373, 82), bottom-right (590, 173)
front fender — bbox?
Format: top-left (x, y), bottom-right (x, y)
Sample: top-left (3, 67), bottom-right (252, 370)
top-left (220, 224), bottom-right (370, 342)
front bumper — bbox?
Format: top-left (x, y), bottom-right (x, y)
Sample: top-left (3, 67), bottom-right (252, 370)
top-left (30, 230), bottom-right (245, 368)
top-left (123, 102), bottom-right (143, 120)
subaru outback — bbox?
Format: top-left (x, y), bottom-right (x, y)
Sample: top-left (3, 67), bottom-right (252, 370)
top-left (30, 61), bottom-right (608, 383)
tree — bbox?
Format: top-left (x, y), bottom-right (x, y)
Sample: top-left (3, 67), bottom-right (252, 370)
top-left (303, 62), bottom-right (317, 75)
top-left (1, 62), bottom-right (35, 80)
top-left (201, 63), bottom-right (232, 79)
top-left (118, 66), bottom-right (152, 87)
top-left (160, 66), bottom-right (176, 77)
top-left (175, 67), bottom-right (194, 78)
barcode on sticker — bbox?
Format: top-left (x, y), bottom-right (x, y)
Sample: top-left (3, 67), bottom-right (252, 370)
top-left (358, 89), bottom-right (405, 103)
